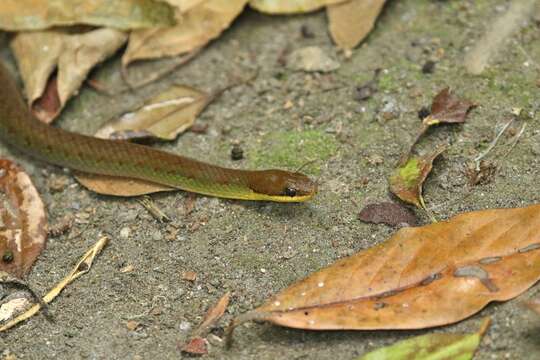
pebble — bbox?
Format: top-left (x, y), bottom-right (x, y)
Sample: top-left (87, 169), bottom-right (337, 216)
top-left (120, 227), bottom-right (131, 239)
top-left (287, 46), bottom-right (340, 73)
top-left (152, 230), bottom-right (163, 241)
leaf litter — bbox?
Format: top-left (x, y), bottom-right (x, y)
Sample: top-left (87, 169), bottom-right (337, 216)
top-left (389, 146), bottom-right (446, 221)
top-left (357, 318), bottom-right (491, 360)
top-left (0, 0), bottom-right (175, 31)
top-left (227, 204), bottom-right (540, 339)
top-left (0, 159), bottom-right (47, 278)
top-left (181, 292), bottom-right (230, 355)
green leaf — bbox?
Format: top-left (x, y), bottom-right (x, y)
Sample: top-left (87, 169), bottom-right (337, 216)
top-left (357, 318), bottom-right (490, 360)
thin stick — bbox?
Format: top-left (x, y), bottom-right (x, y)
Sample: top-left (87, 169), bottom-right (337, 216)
top-left (474, 119), bottom-right (513, 171)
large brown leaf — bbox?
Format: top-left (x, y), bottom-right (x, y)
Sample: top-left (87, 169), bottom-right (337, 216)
top-left (230, 204), bottom-right (540, 332)
top-left (0, 160), bottom-right (47, 278)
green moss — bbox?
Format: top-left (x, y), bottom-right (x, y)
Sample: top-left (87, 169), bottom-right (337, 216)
top-left (398, 158), bottom-right (421, 187)
top-left (249, 130), bottom-right (338, 175)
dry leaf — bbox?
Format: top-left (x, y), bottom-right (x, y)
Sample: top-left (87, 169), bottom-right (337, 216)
top-left (358, 202), bottom-right (418, 227)
top-left (0, 236), bottom-right (109, 332)
top-left (414, 88), bottom-right (475, 145)
top-left (389, 146), bottom-right (445, 216)
top-left (0, 159), bottom-right (47, 278)
top-left (229, 204), bottom-right (540, 334)
top-left (75, 173), bottom-right (175, 197)
top-left (327, 0), bottom-right (386, 50)
top-left (95, 85), bottom-right (210, 140)
top-left (249, 0), bottom-right (346, 14)
top-left (0, 0), bottom-right (174, 31)
top-left (11, 28), bottom-right (128, 123)
top-left (287, 46), bottom-right (340, 73)
top-left (123, 0), bottom-right (247, 65)
top-left (357, 318), bottom-right (490, 360)
top-left (182, 292), bottom-right (230, 354)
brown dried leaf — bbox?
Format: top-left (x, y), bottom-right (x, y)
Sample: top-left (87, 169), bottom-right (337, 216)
top-left (11, 28), bottom-right (128, 123)
top-left (327, 0), bottom-right (386, 50)
top-left (389, 146), bottom-right (445, 212)
top-left (74, 172), bottom-right (175, 197)
top-left (230, 204), bottom-right (540, 333)
top-left (0, 160), bottom-right (47, 278)
top-left (358, 202), bottom-right (418, 227)
top-left (94, 85), bottom-right (210, 141)
top-left (415, 88), bottom-right (476, 142)
top-left (123, 0), bottom-right (247, 65)
top-left (249, 0), bottom-right (346, 14)
top-left (182, 292), bottom-right (230, 354)
top-left (0, 0), bottom-right (174, 31)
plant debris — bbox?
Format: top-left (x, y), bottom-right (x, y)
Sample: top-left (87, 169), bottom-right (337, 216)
top-left (327, 0), bottom-right (386, 50)
top-left (287, 46), bottom-right (340, 73)
top-left (0, 159), bottom-right (47, 278)
top-left (389, 146), bottom-right (446, 220)
top-left (356, 318), bottom-right (490, 359)
top-left (228, 204), bottom-right (540, 338)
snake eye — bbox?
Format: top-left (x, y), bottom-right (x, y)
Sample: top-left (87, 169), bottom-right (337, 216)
top-left (284, 187), bottom-right (297, 197)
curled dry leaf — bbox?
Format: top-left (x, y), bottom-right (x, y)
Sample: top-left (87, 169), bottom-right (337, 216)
top-left (414, 88), bottom-right (475, 145)
top-left (229, 204), bottom-right (540, 335)
top-left (358, 202), bottom-right (418, 227)
top-left (249, 0), bottom-right (346, 14)
top-left (327, 0), bottom-right (386, 50)
top-left (0, 0), bottom-right (175, 31)
top-left (95, 85), bottom-right (210, 141)
top-left (11, 28), bottom-right (128, 123)
top-left (123, 0), bottom-right (247, 65)
top-left (182, 292), bottom-right (230, 355)
top-left (357, 318), bottom-right (490, 360)
top-left (389, 146), bottom-right (445, 214)
top-left (75, 84), bottom-right (212, 197)
top-left (0, 159), bottom-right (47, 278)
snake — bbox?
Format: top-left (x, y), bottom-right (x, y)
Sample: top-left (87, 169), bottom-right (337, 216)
top-left (0, 63), bottom-right (317, 202)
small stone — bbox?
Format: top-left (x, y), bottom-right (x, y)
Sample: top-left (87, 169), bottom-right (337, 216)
top-left (418, 106), bottom-right (431, 120)
top-left (152, 230), bottom-right (163, 241)
top-left (300, 24), bottom-right (315, 38)
top-left (230, 144), bottom-right (244, 161)
top-left (179, 321), bottom-right (192, 332)
top-left (422, 60), bottom-right (436, 74)
top-left (287, 46), bottom-right (340, 73)
top-left (119, 227), bottom-right (131, 239)
top-left (126, 320), bottom-right (140, 331)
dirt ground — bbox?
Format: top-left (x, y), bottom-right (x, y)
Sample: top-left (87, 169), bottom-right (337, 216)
top-left (1, 0), bottom-right (539, 359)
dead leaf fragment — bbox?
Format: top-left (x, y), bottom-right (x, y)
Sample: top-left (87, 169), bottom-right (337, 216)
top-left (0, 159), bottom-right (47, 278)
top-left (123, 0), bottom-right (247, 65)
top-left (11, 28), bottom-right (128, 123)
top-left (357, 318), bottom-right (490, 360)
top-left (95, 85), bottom-right (210, 140)
top-left (358, 202), bottom-right (418, 227)
top-left (182, 292), bottom-right (230, 354)
top-left (0, 0), bottom-right (175, 31)
top-left (75, 173), bottom-right (175, 197)
top-left (182, 271), bottom-right (198, 282)
top-left (229, 204), bottom-right (540, 334)
top-left (327, 0), bottom-right (386, 50)
top-left (249, 0), bottom-right (346, 14)
top-left (389, 146), bottom-right (445, 214)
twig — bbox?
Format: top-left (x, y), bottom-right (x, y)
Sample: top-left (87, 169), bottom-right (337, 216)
top-left (474, 119), bottom-right (513, 171)
top-left (502, 122), bottom-right (527, 158)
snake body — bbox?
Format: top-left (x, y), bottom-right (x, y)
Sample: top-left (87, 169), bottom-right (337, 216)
top-left (0, 63), bottom-right (316, 202)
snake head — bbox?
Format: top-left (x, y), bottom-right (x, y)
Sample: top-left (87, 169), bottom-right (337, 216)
top-left (250, 170), bottom-right (317, 202)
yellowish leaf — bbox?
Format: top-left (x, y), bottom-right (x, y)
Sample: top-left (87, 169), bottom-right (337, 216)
top-left (327, 0), bottom-right (386, 50)
top-left (249, 0), bottom-right (346, 14)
